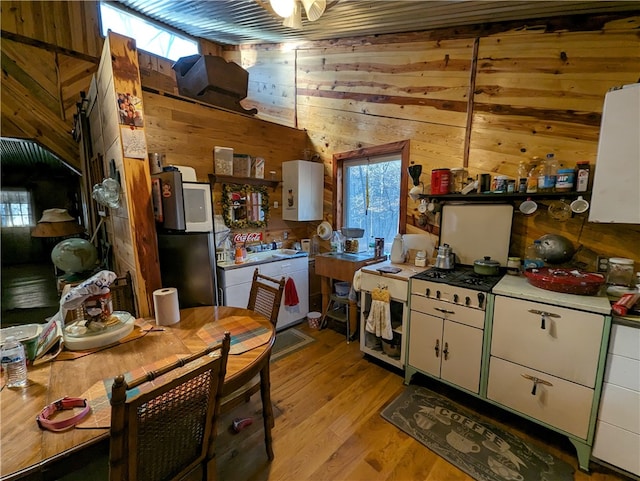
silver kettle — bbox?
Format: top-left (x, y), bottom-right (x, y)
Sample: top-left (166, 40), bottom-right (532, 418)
top-left (435, 244), bottom-right (455, 270)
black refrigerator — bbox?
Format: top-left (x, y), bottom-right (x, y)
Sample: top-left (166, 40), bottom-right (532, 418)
top-left (157, 232), bottom-right (219, 308)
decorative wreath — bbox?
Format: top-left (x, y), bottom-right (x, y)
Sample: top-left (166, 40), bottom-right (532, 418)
top-left (221, 183), bottom-right (270, 228)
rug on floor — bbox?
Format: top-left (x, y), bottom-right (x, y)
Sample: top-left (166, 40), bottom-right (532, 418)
top-left (381, 384), bottom-right (574, 481)
top-left (271, 327), bottom-right (315, 362)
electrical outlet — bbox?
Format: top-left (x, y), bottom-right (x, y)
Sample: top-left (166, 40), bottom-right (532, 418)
top-left (283, 231), bottom-right (288, 240)
top-left (597, 256), bottom-right (609, 273)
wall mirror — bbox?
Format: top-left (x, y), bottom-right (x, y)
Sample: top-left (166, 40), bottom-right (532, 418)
top-left (222, 183), bottom-right (269, 228)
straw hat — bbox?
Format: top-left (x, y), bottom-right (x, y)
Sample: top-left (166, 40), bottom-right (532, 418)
top-left (38, 208), bottom-right (75, 223)
top-left (31, 209), bottom-right (85, 238)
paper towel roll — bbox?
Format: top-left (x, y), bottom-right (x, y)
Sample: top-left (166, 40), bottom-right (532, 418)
top-left (153, 288), bottom-right (180, 326)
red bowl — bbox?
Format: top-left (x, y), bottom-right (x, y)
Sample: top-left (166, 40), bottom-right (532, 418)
top-left (524, 268), bottom-right (605, 296)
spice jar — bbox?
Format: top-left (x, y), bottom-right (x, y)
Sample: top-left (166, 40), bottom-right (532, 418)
top-left (506, 257), bottom-right (521, 275)
top-left (606, 258), bottom-right (635, 286)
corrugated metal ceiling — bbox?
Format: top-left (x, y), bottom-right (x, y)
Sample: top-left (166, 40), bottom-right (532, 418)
top-left (111, 0), bottom-right (639, 46)
top-left (0, 138), bottom-right (68, 171)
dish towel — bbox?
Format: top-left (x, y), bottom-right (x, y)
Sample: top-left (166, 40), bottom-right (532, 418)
top-left (285, 277), bottom-right (299, 306)
top-left (366, 287), bottom-right (393, 340)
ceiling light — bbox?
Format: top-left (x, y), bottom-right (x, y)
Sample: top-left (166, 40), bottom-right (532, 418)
top-left (271, 0), bottom-right (295, 18)
top-left (283, 1), bottom-right (303, 29)
top-left (301, 0), bottom-right (326, 21)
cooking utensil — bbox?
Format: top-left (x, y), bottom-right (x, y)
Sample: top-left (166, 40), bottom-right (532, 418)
top-left (536, 234), bottom-right (575, 264)
top-left (524, 267), bottom-right (605, 295)
top-left (570, 196), bottom-right (589, 214)
top-left (519, 198), bottom-right (538, 215)
top-left (316, 221), bottom-right (333, 241)
top-left (435, 244), bottom-right (455, 270)
top-left (473, 256), bottom-right (500, 275)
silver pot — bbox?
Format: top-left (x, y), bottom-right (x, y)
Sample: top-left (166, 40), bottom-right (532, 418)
top-left (435, 244), bottom-right (455, 270)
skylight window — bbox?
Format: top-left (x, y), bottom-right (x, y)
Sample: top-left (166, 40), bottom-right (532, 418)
top-left (100, 2), bottom-right (199, 61)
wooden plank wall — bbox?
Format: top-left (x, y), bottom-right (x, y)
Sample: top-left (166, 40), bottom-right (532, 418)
top-left (226, 14), bottom-right (640, 268)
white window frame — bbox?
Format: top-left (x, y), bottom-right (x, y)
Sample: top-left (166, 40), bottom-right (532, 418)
top-left (1, 188), bottom-right (34, 228)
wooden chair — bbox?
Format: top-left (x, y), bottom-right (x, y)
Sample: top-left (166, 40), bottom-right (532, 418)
top-left (109, 332), bottom-right (231, 481)
top-left (220, 268), bottom-right (285, 461)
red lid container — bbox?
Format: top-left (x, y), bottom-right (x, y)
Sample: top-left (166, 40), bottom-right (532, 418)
top-left (431, 168), bottom-right (451, 195)
top-left (524, 267), bottom-right (605, 296)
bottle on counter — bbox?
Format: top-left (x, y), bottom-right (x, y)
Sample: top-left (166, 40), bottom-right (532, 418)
top-left (1, 336), bottom-right (28, 388)
top-left (524, 240), bottom-right (545, 269)
top-left (517, 161), bottom-right (528, 193)
top-left (575, 161), bottom-right (590, 192)
top-left (526, 157), bottom-right (541, 193)
top-left (537, 153), bottom-right (558, 192)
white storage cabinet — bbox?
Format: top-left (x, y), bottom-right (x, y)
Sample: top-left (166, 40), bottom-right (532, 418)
top-left (591, 321), bottom-right (640, 476)
top-left (282, 160), bottom-right (323, 221)
top-left (218, 256), bottom-right (308, 330)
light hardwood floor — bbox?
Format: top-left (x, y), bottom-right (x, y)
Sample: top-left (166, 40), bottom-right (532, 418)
top-left (217, 323), bottom-right (632, 481)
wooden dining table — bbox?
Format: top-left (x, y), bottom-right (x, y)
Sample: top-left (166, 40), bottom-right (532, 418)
top-left (0, 306), bottom-right (275, 481)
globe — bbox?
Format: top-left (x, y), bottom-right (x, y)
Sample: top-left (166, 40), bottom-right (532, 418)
top-left (51, 238), bottom-right (98, 273)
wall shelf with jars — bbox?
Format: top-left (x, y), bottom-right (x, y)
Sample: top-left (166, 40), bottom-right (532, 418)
top-left (418, 191), bottom-right (592, 203)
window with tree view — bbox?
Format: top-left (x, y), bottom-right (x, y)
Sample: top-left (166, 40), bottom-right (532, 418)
top-left (342, 154), bottom-right (401, 252)
top-left (1, 189), bottom-right (33, 227)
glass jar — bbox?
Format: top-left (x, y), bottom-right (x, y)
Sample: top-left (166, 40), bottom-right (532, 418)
top-left (606, 258), bottom-right (635, 286)
top-left (450, 168), bottom-right (468, 193)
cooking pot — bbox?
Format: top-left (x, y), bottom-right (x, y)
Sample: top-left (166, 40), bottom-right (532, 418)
top-left (435, 244), bottom-right (455, 270)
top-left (474, 256), bottom-right (500, 275)
top-left (524, 267), bottom-right (605, 296)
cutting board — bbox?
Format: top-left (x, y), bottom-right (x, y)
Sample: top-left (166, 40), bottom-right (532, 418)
top-left (440, 204), bottom-right (513, 266)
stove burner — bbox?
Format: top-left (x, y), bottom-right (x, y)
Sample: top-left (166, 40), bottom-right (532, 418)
top-left (412, 266), bottom-right (504, 292)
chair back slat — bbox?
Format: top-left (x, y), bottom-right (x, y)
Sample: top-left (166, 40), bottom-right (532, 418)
top-left (247, 269), bottom-right (285, 326)
top-left (109, 332), bottom-right (231, 481)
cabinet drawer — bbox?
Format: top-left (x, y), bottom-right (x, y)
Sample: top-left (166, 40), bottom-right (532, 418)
top-left (592, 420), bottom-right (640, 476)
top-left (260, 256), bottom-right (308, 278)
top-left (487, 356), bottom-right (594, 439)
top-left (604, 353), bottom-right (640, 391)
top-left (609, 323), bottom-right (640, 360)
top-left (361, 273), bottom-right (407, 301)
top-left (598, 382), bottom-right (640, 433)
top-left (220, 265), bottom-right (256, 287)
top-left (492, 296), bottom-right (604, 387)
top-left (411, 295), bottom-right (484, 329)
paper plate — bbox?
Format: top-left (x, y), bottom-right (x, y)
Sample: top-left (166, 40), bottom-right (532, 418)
top-left (317, 221), bottom-right (333, 241)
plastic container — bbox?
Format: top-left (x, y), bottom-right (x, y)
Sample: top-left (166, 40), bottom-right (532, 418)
top-left (307, 312), bottom-right (322, 329)
top-left (575, 161), bottom-right (590, 192)
top-left (555, 168), bottom-right (575, 192)
top-left (607, 258), bottom-right (635, 287)
top-left (507, 257), bottom-right (521, 275)
top-left (431, 168), bottom-right (451, 195)
top-left (517, 161), bottom-right (528, 193)
top-left (524, 240), bottom-right (545, 269)
top-left (334, 282), bottom-right (350, 297)
top-left (1, 336), bottom-right (28, 388)
top-left (537, 153), bottom-right (558, 192)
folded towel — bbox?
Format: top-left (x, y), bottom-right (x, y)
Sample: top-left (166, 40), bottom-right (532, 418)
top-left (284, 277), bottom-right (299, 306)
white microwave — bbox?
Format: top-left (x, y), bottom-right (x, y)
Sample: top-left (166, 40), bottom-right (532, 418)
top-left (152, 171), bottom-right (213, 232)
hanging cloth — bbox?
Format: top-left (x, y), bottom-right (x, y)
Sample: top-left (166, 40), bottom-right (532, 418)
top-left (284, 277), bottom-right (299, 306)
top-left (365, 287), bottom-right (393, 340)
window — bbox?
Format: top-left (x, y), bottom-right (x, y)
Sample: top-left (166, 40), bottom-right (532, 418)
top-left (335, 141), bottom-right (410, 252)
top-left (100, 2), bottom-right (199, 61)
top-left (1, 189), bottom-right (33, 227)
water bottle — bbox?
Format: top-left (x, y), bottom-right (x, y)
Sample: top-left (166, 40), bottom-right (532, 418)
top-left (1, 336), bottom-right (28, 388)
top-left (524, 240), bottom-right (545, 270)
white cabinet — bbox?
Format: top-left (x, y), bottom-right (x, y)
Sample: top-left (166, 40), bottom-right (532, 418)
top-left (282, 160), bottom-right (323, 221)
top-left (359, 269), bottom-right (409, 370)
top-left (408, 294), bottom-right (485, 394)
top-left (592, 321), bottom-right (640, 476)
top-left (217, 256), bottom-right (308, 330)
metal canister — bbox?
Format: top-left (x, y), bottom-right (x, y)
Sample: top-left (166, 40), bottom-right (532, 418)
top-left (431, 168), bottom-right (451, 195)
top-left (374, 238), bottom-right (385, 257)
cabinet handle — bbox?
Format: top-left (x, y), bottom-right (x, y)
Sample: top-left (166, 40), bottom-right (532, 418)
top-left (434, 307), bottom-right (455, 315)
top-left (434, 339), bottom-right (440, 358)
top-left (528, 309), bottom-right (560, 330)
top-left (443, 342), bottom-right (449, 360)
top-left (521, 373), bottom-right (553, 395)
